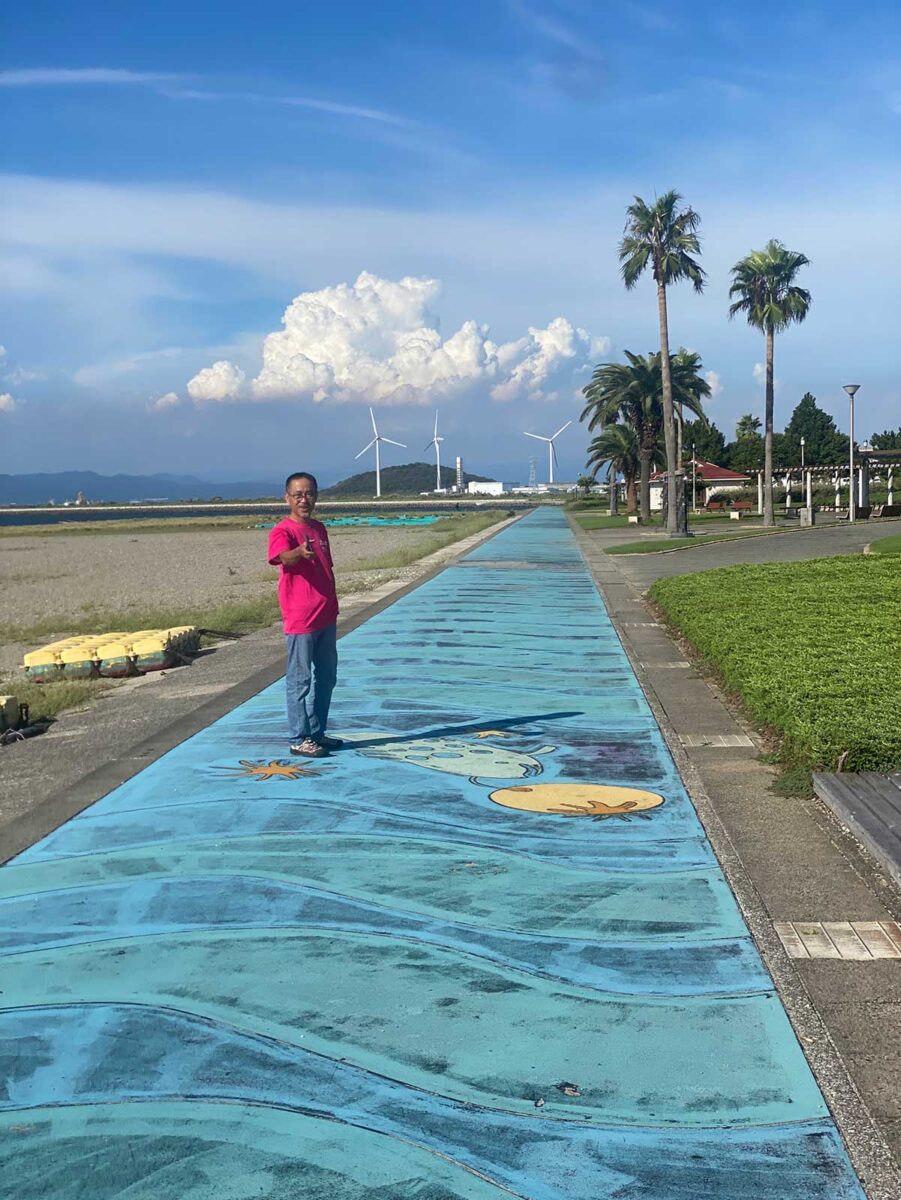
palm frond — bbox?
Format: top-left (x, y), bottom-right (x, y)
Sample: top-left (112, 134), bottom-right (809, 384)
top-left (728, 240), bottom-right (812, 332)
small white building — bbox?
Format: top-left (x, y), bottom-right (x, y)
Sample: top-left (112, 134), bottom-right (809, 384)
top-left (467, 480), bottom-right (509, 496)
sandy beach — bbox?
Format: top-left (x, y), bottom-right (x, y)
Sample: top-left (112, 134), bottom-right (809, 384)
top-left (0, 521), bottom-right (474, 677)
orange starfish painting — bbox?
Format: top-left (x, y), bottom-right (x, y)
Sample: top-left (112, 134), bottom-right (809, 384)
top-left (212, 759), bottom-right (332, 782)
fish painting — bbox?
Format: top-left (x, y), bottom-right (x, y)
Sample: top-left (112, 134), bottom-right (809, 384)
top-left (343, 733), bottom-right (556, 784)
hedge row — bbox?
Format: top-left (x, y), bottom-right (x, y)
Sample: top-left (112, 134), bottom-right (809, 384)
top-left (649, 556), bottom-right (901, 772)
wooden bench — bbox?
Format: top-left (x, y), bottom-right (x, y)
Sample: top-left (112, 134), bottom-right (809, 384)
top-left (732, 500), bottom-right (753, 511)
top-left (873, 504), bottom-right (901, 518)
top-left (706, 501), bottom-right (725, 512)
top-left (814, 772), bottom-right (901, 887)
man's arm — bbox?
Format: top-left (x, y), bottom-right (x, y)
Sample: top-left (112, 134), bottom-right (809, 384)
top-left (268, 528), bottom-right (316, 566)
top-left (277, 540), bottom-right (315, 565)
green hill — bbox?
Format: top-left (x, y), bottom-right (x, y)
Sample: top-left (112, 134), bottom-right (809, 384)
top-left (322, 462), bottom-right (493, 498)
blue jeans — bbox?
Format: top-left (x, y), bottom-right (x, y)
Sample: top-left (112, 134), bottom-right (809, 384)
top-left (285, 623), bottom-right (338, 743)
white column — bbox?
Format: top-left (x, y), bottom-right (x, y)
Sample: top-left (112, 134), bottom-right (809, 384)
top-left (858, 465), bottom-right (864, 506)
top-left (889, 467), bottom-right (895, 506)
top-left (784, 474), bottom-right (792, 510)
top-left (834, 472), bottom-right (840, 509)
top-left (806, 469), bottom-right (812, 510)
top-left (757, 472), bottom-right (764, 515)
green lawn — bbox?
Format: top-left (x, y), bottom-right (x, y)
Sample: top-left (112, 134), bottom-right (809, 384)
top-left (650, 557), bottom-right (901, 781)
top-left (868, 531), bottom-right (901, 555)
top-left (605, 528), bottom-right (785, 555)
top-left (572, 514), bottom-right (634, 530)
top-left (573, 511), bottom-right (753, 532)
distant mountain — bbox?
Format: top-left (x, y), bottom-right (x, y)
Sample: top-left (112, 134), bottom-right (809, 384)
top-left (322, 462), bottom-right (493, 498)
top-left (0, 472), bottom-right (282, 505)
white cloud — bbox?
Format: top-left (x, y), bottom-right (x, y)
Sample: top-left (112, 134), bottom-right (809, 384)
top-left (705, 369), bottom-right (723, 397)
top-left (753, 362), bottom-right (779, 393)
top-left (187, 360), bottom-right (247, 402)
top-left (0, 392), bottom-right (17, 412)
top-left (149, 391), bottom-right (180, 412)
top-left (186, 272), bottom-right (605, 407)
top-left (0, 68), bottom-right (180, 87)
top-left (490, 319), bottom-right (609, 403)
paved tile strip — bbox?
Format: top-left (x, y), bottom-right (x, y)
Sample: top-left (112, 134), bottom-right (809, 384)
top-left (680, 732), bottom-right (756, 748)
top-left (775, 921), bottom-right (901, 960)
top-left (0, 509), bottom-right (865, 1198)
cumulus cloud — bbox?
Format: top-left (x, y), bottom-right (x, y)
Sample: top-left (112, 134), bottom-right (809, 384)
top-left (705, 369), bottom-right (723, 397)
top-left (187, 360), bottom-right (246, 402)
top-left (186, 272), bottom-right (606, 408)
top-left (149, 391), bottom-right (180, 412)
top-left (0, 392), bottom-right (17, 412)
top-left (753, 362), bottom-right (779, 392)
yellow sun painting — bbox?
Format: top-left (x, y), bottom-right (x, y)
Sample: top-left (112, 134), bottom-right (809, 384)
top-left (489, 783), bottom-right (664, 821)
top-left (213, 759), bottom-right (332, 782)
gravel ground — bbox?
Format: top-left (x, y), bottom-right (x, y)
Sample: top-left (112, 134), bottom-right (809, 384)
top-left (0, 523), bottom-right (450, 676)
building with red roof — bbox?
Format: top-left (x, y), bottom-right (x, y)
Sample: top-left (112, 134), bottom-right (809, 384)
top-left (649, 460), bottom-right (750, 510)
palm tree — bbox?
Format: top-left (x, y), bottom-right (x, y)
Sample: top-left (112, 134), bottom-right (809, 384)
top-left (735, 413), bottom-right (763, 440)
top-left (729, 240), bottom-right (811, 526)
top-left (581, 349), bottom-right (710, 520)
top-left (619, 192), bottom-right (705, 535)
top-left (586, 422), bottom-right (641, 514)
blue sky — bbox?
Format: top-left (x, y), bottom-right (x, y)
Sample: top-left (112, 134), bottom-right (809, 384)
top-left (1, 0), bottom-right (899, 486)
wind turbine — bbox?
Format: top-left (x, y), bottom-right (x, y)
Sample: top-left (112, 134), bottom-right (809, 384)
top-left (424, 410), bottom-right (444, 492)
top-left (523, 420), bottom-right (572, 484)
top-left (355, 407), bottom-right (406, 498)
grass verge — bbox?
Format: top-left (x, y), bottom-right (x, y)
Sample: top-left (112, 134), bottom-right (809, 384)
top-left (650, 556), bottom-right (901, 789)
top-left (868, 531), bottom-right (901, 555)
top-left (6, 678), bottom-right (118, 722)
top-left (343, 512), bottom-right (505, 570)
top-left (605, 528), bottom-right (781, 555)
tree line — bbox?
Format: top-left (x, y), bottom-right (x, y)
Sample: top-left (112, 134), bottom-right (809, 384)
top-left (578, 191), bottom-right (892, 530)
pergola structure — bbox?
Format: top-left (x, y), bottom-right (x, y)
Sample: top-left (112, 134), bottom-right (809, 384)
top-left (750, 448), bottom-right (900, 517)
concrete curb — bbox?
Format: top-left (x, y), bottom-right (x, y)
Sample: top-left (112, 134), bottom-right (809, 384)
top-left (568, 511), bottom-right (901, 1200)
top-left (0, 511), bottom-right (524, 864)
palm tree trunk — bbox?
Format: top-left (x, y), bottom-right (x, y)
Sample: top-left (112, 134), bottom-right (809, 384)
top-left (639, 448), bottom-right (652, 521)
top-left (626, 473), bottom-right (638, 514)
top-left (656, 281), bottom-right (684, 535)
top-left (763, 326), bottom-right (775, 526)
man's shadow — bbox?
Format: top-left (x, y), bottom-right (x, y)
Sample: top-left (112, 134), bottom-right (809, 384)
top-left (343, 711), bottom-right (583, 751)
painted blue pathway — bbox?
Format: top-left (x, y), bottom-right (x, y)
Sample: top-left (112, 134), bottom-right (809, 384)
top-left (1, 509), bottom-right (863, 1198)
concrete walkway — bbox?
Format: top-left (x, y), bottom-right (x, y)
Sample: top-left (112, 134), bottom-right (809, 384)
top-left (0, 509), bottom-right (866, 1198)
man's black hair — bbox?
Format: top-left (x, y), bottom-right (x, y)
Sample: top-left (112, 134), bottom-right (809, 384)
top-left (285, 472), bottom-right (318, 492)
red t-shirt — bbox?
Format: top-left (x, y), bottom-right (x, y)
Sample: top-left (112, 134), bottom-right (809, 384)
top-left (267, 517), bottom-right (339, 635)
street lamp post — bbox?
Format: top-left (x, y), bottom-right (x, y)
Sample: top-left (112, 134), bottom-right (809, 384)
top-left (843, 384), bottom-right (860, 523)
top-left (691, 443), bottom-right (697, 512)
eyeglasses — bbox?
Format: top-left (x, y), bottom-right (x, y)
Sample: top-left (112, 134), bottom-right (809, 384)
top-left (288, 491), bottom-right (317, 499)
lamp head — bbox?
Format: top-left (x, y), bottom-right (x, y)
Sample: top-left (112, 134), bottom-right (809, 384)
top-left (843, 384), bottom-right (860, 398)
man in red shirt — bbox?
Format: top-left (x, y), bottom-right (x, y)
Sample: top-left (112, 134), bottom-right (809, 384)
top-left (268, 472), bottom-right (341, 758)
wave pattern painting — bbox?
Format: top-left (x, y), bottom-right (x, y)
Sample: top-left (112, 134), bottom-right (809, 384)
top-left (1, 509), bottom-right (864, 1197)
